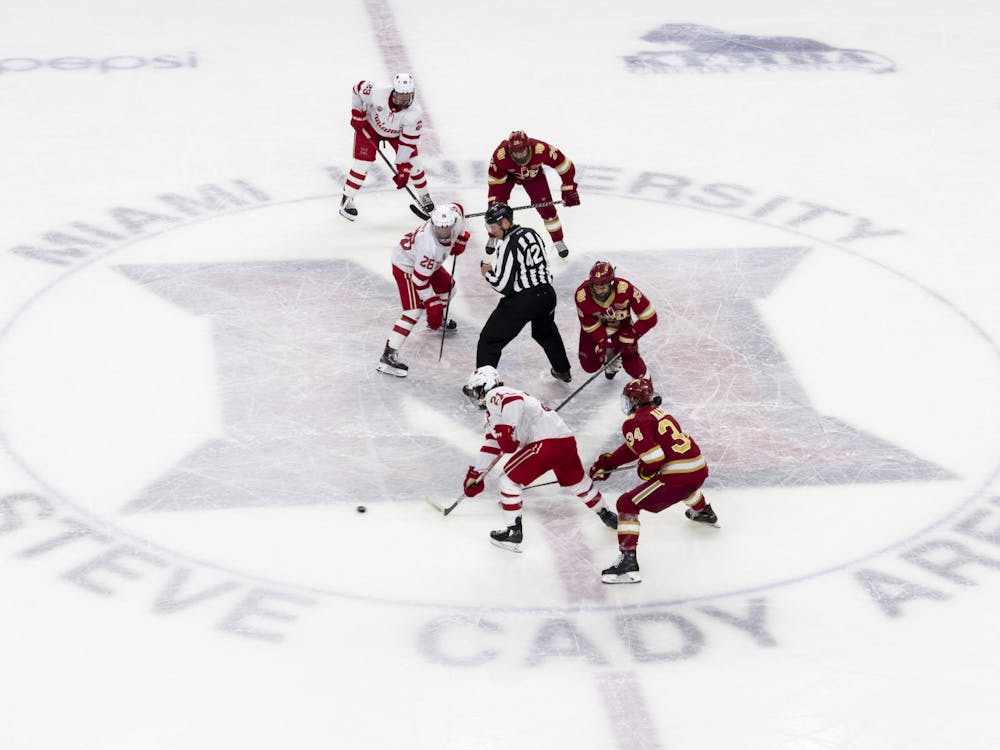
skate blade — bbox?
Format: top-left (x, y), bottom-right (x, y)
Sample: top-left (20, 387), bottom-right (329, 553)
top-left (489, 538), bottom-right (523, 554)
top-left (376, 363), bottom-right (407, 377)
top-left (601, 571), bottom-right (641, 584)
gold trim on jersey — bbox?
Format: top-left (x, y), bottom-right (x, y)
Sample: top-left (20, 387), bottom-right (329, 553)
top-left (661, 455), bottom-right (707, 474)
top-left (617, 520), bottom-right (640, 536)
top-left (637, 303), bottom-right (656, 320)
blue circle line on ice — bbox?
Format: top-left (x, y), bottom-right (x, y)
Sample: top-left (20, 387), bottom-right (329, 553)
top-left (0, 184), bottom-right (998, 614)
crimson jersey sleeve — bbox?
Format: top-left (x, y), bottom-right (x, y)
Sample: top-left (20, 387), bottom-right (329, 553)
top-left (534, 139), bottom-right (577, 190)
top-left (622, 406), bottom-right (703, 478)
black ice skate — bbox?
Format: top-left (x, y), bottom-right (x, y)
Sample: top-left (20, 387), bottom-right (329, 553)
top-left (339, 194), bottom-right (358, 221)
top-left (601, 550), bottom-right (641, 584)
top-left (419, 194), bottom-right (435, 213)
top-left (376, 341), bottom-right (408, 377)
top-left (554, 240), bottom-right (569, 259)
top-left (430, 319), bottom-right (457, 333)
top-left (685, 504), bottom-right (719, 527)
top-left (597, 507), bottom-right (618, 529)
top-left (603, 353), bottom-right (622, 380)
top-left (489, 516), bottom-right (523, 553)
top-left (550, 368), bottom-right (572, 383)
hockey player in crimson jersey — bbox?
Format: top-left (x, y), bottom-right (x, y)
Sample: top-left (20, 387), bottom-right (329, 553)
top-left (590, 377), bottom-right (717, 584)
top-left (339, 73), bottom-right (434, 221)
top-left (575, 260), bottom-right (658, 382)
top-left (462, 366), bottom-right (618, 552)
top-left (377, 203), bottom-right (469, 377)
top-left (487, 130), bottom-right (579, 258)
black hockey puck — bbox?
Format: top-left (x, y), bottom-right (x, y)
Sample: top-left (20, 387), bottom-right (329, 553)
top-left (356, 505), bottom-right (367, 513)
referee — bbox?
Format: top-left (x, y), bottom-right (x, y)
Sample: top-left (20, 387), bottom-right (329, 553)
top-left (474, 202), bottom-right (572, 382)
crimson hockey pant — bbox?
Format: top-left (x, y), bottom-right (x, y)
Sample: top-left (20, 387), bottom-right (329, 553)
top-left (615, 465), bottom-right (709, 552)
top-left (343, 131), bottom-right (428, 197)
top-left (476, 284), bottom-right (571, 374)
top-left (387, 264), bottom-right (453, 350)
top-left (491, 176), bottom-right (563, 242)
top-left (577, 328), bottom-right (648, 380)
top-left (498, 436), bottom-right (602, 524)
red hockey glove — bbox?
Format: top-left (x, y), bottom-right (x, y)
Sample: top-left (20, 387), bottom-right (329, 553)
top-left (589, 452), bottom-right (615, 481)
top-left (350, 108), bottom-right (366, 132)
top-left (451, 231), bottom-right (471, 256)
top-left (393, 162), bottom-right (412, 189)
top-left (494, 424), bottom-right (520, 453)
top-left (464, 466), bottom-right (485, 497)
top-left (562, 186), bottom-right (580, 207)
top-left (425, 297), bottom-right (444, 330)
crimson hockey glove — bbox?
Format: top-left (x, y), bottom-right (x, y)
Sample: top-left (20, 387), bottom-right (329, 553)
top-left (464, 466), bottom-right (485, 497)
top-left (451, 231), bottom-right (471, 256)
top-left (494, 424), bottom-right (520, 453)
top-left (589, 452), bottom-right (615, 481)
top-left (393, 162), bottom-right (412, 189)
top-left (562, 185), bottom-right (581, 207)
top-left (425, 297), bottom-right (444, 330)
top-left (350, 108), bottom-right (366, 132)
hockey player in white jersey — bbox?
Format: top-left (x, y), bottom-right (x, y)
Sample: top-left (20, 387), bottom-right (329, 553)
top-left (462, 366), bottom-right (618, 552)
top-left (340, 73), bottom-right (434, 221)
top-left (377, 203), bottom-right (469, 377)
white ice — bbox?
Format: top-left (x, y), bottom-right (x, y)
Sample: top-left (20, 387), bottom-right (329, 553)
top-left (1, 1), bottom-right (999, 749)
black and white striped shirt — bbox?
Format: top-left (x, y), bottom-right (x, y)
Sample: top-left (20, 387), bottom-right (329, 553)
top-left (484, 225), bottom-right (553, 295)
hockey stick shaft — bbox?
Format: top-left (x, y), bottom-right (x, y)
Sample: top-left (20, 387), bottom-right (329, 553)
top-left (553, 353), bottom-right (621, 412)
top-left (377, 143), bottom-right (429, 219)
top-left (466, 200), bottom-right (563, 219)
top-left (441, 453), bottom-right (503, 516)
top-left (522, 463), bottom-right (636, 490)
top-left (438, 253), bottom-right (457, 361)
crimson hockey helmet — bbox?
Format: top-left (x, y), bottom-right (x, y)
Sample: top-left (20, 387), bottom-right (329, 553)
top-left (589, 260), bottom-right (616, 301)
top-left (484, 202), bottom-right (514, 226)
top-left (391, 73), bottom-right (415, 109)
top-left (621, 377), bottom-right (655, 414)
top-left (506, 130), bottom-right (531, 166)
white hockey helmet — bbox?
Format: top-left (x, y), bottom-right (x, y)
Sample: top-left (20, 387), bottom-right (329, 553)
top-left (465, 366), bottom-right (503, 406)
top-left (430, 204), bottom-right (461, 243)
top-left (391, 73), bottom-right (415, 108)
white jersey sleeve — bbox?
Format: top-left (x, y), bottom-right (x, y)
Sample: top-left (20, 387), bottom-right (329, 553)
top-left (484, 387), bottom-right (571, 448)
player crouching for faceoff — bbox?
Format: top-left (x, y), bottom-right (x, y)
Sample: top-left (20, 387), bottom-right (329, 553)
top-left (590, 377), bottom-right (717, 584)
top-left (462, 366), bottom-right (618, 552)
top-left (377, 203), bottom-right (469, 377)
top-left (575, 261), bottom-right (657, 382)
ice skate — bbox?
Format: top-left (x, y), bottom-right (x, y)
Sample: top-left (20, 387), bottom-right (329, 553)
top-left (685, 504), bottom-right (719, 527)
top-left (603, 352), bottom-right (622, 380)
top-left (489, 516), bottom-right (523, 553)
top-left (376, 341), bottom-right (408, 377)
top-left (339, 194), bottom-right (358, 221)
top-left (429, 319), bottom-right (457, 333)
top-left (597, 507), bottom-right (618, 529)
top-left (601, 550), bottom-right (641, 584)
top-left (550, 367), bottom-right (572, 383)
top-left (419, 194), bottom-right (435, 214)
top-left (554, 240), bottom-right (569, 259)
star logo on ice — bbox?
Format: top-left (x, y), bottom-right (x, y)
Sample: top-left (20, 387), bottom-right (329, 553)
top-left (116, 246), bottom-right (946, 514)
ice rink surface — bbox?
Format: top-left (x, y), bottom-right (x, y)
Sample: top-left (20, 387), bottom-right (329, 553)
top-left (2, 2), bottom-right (999, 748)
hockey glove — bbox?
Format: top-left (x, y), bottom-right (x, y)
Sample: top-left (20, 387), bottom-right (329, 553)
top-left (393, 162), bottom-right (412, 189)
top-left (494, 424), bottom-right (520, 454)
top-left (425, 297), bottom-right (444, 330)
top-left (589, 452), bottom-right (615, 481)
top-left (637, 460), bottom-right (663, 481)
top-left (350, 108), bottom-right (366, 133)
top-left (451, 231), bottom-right (471, 256)
top-left (562, 186), bottom-right (581, 207)
top-left (464, 466), bottom-right (486, 497)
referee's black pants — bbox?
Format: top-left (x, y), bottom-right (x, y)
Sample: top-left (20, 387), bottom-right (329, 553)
top-left (476, 284), bottom-right (571, 374)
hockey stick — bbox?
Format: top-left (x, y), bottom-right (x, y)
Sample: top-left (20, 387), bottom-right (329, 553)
top-left (522, 463), bottom-right (637, 490)
top-left (553, 353), bottom-right (622, 413)
top-left (425, 453), bottom-right (504, 516)
top-left (466, 200), bottom-right (564, 219)
top-left (377, 143), bottom-right (429, 220)
top-left (438, 253), bottom-right (458, 361)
